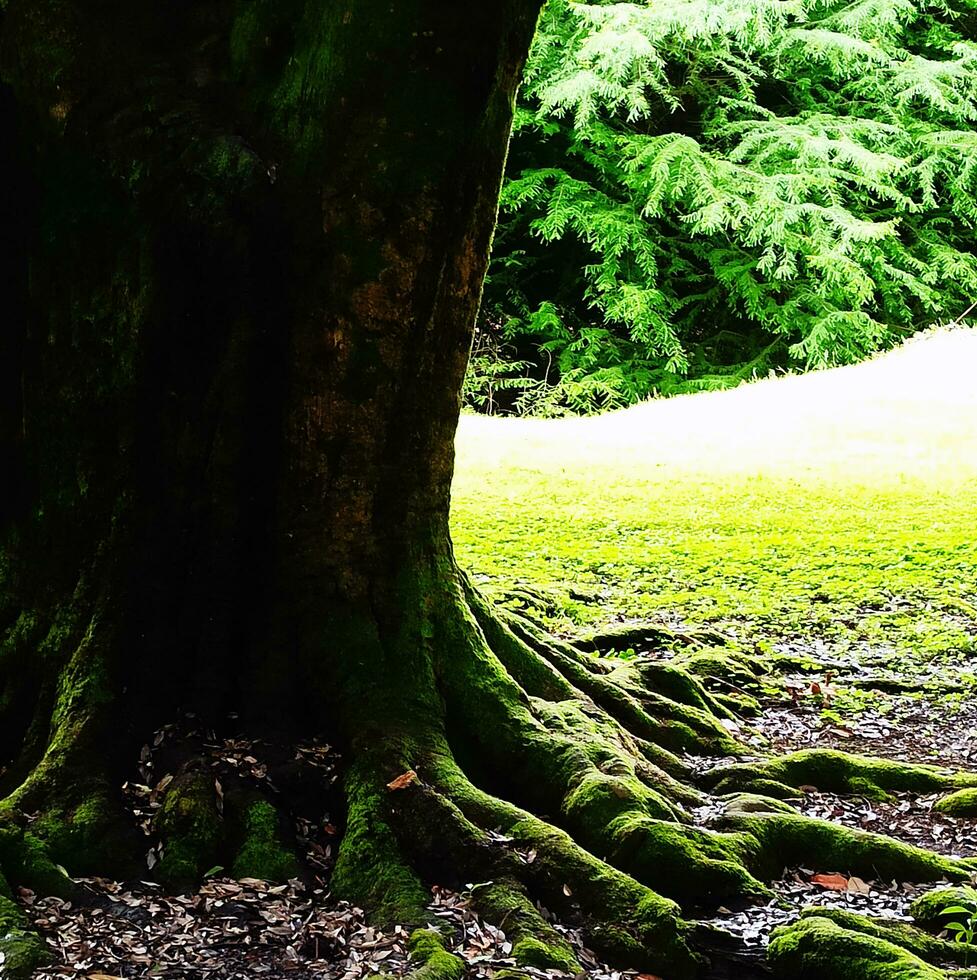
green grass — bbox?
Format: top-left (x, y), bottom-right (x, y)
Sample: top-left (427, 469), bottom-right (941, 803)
top-left (451, 330), bottom-right (977, 669)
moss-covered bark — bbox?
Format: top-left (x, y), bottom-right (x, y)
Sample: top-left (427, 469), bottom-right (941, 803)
top-left (910, 886), bottom-right (977, 930)
top-left (230, 797), bottom-right (301, 883)
top-left (935, 789), bottom-right (977, 816)
top-left (0, 0), bottom-right (541, 844)
top-left (471, 881), bottom-right (581, 973)
top-left (796, 907), bottom-right (970, 966)
top-left (154, 773), bottom-right (225, 891)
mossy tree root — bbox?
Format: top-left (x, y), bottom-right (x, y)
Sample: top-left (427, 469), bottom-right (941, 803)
top-left (0, 584), bottom-right (147, 885)
top-left (703, 749), bottom-right (977, 802)
top-left (470, 880), bottom-right (581, 973)
top-left (0, 820), bottom-right (78, 975)
top-left (792, 907), bottom-right (970, 967)
top-left (0, 874), bottom-right (52, 979)
top-left (329, 571), bottom-right (977, 977)
top-left (935, 788), bottom-right (977, 817)
top-left (909, 885), bottom-right (977, 930)
top-left (767, 901), bottom-right (977, 979)
top-left (768, 914), bottom-right (946, 980)
top-left (0, 751), bottom-right (139, 899)
top-left (406, 928), bottom-right (465, 980)
top-left (362, 755), bottom-right (705, 978)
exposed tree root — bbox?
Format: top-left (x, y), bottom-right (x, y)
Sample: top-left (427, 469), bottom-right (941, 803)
top-left (3, 571), bottom-right (977, 978)
top-left (0, 881), bottom-right (50, 977)
top-left (0, 818), bottom-right (76, 975)
top-left (787, 907), bottom-right (970, 967)
top-left (317, 574), bottom-right (977, 977)
top-left (470, 880), bottom-right (580, 972)
top-left (148, 761), bottom-right (305, 892)
top-left (703, 748), bottom-right (977, 802)
top-left (935, 788), bottom-right (977, 817)
top-left (768, 914), bottom-right (947, 980)
top-left (767, 894), bottom-right (977, 979)
top-left (909, 886), bottom-right (977, 929)
top-left (229, 791), bottom-right (302, 883)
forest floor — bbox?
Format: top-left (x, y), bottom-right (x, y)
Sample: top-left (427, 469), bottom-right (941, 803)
top-left (18, 328), bottom-right (977, 979)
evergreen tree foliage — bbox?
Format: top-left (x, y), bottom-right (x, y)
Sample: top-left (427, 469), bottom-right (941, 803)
top-left (468, 0), bottom-right (977, 414)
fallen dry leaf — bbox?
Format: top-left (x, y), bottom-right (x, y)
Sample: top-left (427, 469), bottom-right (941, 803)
top-left (811, 872), bottom-right (849, 891)
top-left (847, 876), bottom-right (871, 894)
top-left (386, 770), bottom-right (418, 792)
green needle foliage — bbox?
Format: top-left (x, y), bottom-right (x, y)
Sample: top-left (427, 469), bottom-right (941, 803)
top-left (469, 0), bottom-right (977, 414)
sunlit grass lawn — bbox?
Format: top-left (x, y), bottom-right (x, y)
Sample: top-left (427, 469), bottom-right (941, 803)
top-left (451, 330), bottom-right (977, 667)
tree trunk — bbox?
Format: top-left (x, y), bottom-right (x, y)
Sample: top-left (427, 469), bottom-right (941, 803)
top-left (1, 0), bottom-right (541, 780)
top-left (2, 5), bottom-right (974, 979)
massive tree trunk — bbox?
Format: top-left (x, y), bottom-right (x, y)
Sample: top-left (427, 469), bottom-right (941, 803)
top-left (2, 4), bottom-right (975, 979)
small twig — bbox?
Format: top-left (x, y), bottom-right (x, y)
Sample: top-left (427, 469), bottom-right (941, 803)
top-left (948, 298), bottom-right (977, 328)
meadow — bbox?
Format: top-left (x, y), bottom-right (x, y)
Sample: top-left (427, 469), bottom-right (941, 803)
top-left (452, 329), bottom-right (977, 675)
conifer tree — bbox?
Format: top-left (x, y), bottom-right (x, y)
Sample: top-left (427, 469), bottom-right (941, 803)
top-left (475, 0), bottom-right (977, 412)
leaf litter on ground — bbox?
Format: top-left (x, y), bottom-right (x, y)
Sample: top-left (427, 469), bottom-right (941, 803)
top-left (23, 720), bottom-right (653, 980)
top-left (25, 876), bottom-right (657, 980)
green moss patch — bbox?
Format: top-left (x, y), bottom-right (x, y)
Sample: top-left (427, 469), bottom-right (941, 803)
top-left (30, 791), bottom-right (139, 878)
top-left (910, 886), bottom-right (977, 930)
top-left (471, 880), bottom-right (580, 973)
top-left (0, 826), bottom-right (73, 898)
top-left (768, 915), bottom-right (946, 979)
top-left (0, 888), bottom-right (51, 978)
top-left (331, 762), bottom-right (429, 927)
top-left (407, 929), bottom-right (465, 980)
top-left (727, 812), bottom-right (969, 884)
top-left (154, 773), bottom-right (224, 892)
top-left (603, 813), bottom-right (769, 904)
top-left (720, 792), bottom-right (798, 816)
top-left (796, 907), bottom-right (968, 966)
top-left (935, 789), bottom-right (977, 817)
top-left (672, 649), bottom-right (767, 693)
top-left (230, 799), bottom-right (300, 883)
